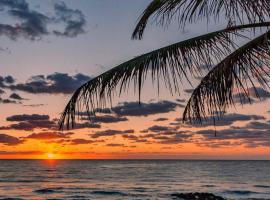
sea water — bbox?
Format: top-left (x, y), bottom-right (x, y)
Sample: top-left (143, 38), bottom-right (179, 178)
top-left (0, 160), bottom-right (269, 200)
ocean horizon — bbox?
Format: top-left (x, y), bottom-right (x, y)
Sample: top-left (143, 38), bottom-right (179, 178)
top-left (0, 160), bottom-right (270, 199)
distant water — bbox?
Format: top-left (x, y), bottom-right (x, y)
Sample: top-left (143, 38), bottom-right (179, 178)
top-left (0, 160), bottom-right (270, 200)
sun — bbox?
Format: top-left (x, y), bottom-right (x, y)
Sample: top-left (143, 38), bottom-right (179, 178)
top-left (47, 153), bottom-right (54, 159)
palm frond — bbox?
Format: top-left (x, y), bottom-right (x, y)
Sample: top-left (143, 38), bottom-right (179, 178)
top-left (183, 30), bottom-right (270, 124)
top-left (59, 22), bottom-right (270, 129)
top-left (132, 0), bottom-right (270, 39)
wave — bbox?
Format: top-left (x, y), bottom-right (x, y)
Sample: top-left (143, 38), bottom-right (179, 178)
top-left (34, 187), bottom-right (63, 194)
top-left (225, 190), bottom-right (258, 195)
top-left (0, 198), bottom-right (24, 200)
top-left (171, 192), bottom-right (226, 200)
top-left (91, 190), bottom-right (127, 196)
top-left (254, 185), bottom-right (270, 188)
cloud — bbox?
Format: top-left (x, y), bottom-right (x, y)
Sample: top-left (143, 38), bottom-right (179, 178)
top-left (0, 0), bottom-right (86, 40)
top-left (0, 150), bottom-right (42, 155)
top-left (0, 88), bottom-right (5, 94)
top-left (154, 118), bottom-right (168, 122)
top-left (184, 89), bottom-right (194, 94)
top-left (144, 125), bottom-right (178, 133)
top-left (0, 133), bottom-right (23, 146)
top-left (122, 134), bottom-right (149, 143)
top-left (6, 114), bottom-right (49, 121)
top-left (196, 126), bottom-right (270, 148)
top-left (233, 87), bottom-right (270, 105)
top-left (1, 113), bottom-right (101, 131)
top-left (1, 114), bottom-right (56, 131)
top-left (9, 73), bottom-right (91, 94)
top-left (53, 2), bottom-right (86, 37)
top-left (91, 129), bottom-right (134, 138)
top-left (106, 143), bottom-right (125, 147)
top-left (9, 93), bottom-right (24, 100)
top-left (179, 113), bottom-right (265, 127)
top-left (71, 122), bottom-right (101, 130)
top-left (2, 75), bottom-right (15, 84)
top-left (0, 97), bottom-right (19, 104)
top-left (244, 121), bottom-right (270, 130)
top-left (97, 100), bottom-right (182, 117)
top-left (81, 115), bottom-right (128, 124)
top-left (0, 0), bottom-right (28, 10)
top-left (23, 104), bottom-right (45, 107)
top-left (24, 131), bottom-right (73, 140)
top-left (0, 75), bottom-right (15, 87)
top-left (176, 98), bottom-right (186, 103)
top-left (69, 138), bottom-right (96, 145)
top-left (122, 126), bottom-right (192, 145)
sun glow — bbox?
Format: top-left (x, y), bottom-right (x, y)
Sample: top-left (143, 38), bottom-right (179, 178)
top-left (47, 153), bottom-right (54, 159)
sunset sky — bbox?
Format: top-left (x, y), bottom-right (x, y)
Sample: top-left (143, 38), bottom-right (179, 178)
top-left (0, 0), bottom-right (270, 160)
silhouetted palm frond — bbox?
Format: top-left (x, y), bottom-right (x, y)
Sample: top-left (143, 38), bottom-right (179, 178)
top-left (59, 23), bottom-right (270, 129)
top-left (183, 30), bottom-right (270, 124)
top-left (132, 0), bottom-right (270, 39)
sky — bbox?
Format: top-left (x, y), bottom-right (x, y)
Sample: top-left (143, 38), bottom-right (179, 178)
top-left (0, 0), bottom-right (270, 160)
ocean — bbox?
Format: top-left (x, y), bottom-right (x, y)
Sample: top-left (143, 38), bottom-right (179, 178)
top-left (0, 160), bottom-right (269, 200)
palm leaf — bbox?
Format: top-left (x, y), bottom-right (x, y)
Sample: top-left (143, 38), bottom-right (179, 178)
top-left (59, 23), bottom-right (270, 129)
top-left (183, 30), bottom-right (270, 124)
top-left (132, 0), bottom-right (270, 39)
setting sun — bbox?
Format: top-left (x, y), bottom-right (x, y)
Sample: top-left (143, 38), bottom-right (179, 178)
top-left (47, 153), bottom-right (54, 159)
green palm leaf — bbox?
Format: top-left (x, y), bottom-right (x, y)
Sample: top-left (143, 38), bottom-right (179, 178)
top-left (132, 0), bottom-right (270, 39)
top-left (183, 30), bottom-right (270, 124)
top-left (59, 22), bottom-right (270, 129)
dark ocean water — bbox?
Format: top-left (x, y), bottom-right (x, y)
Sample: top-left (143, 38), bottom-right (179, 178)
top-left (0, 160), bottom-right (269, 200)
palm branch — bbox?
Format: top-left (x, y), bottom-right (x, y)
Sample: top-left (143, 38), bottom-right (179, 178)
top-left (183, 30), bottom-right (270, 123)
top-left (59, 22), bottom-right (270, 129)
top-left (132, 0), bottom-right (270, 39)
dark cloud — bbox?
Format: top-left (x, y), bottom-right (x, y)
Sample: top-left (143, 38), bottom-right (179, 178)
top-left (0, 75), bottom-right (15, 87)
top-left (248, 87), bottom-right (270, 99)
top-left (1, 114), bottom-right (55, 131)
top-left (122, 126), bottom-right (192, 145)
top-left (184, 89), bottom-right (194, 94)
top-left (9, 73), bottom-right (91, 94)
top-left (233, 87), bottom-right (270, 105)
top-left (245, 121), bottom-right (270, 130)
top-left (97, 101), bottom-right (182, 117)
top-left (122, 134), bottom-right (149, 143)
top-left (1, 113), bottom-right (101, 131)
top-left (3, 75), bottom-right (15, 84)
top-left (91, 129), bottom-right (134, 138)
top-left (179, 113), bottom-right (265, 127)
top-left (0, 150), bottom-right (42, 155)
top-left (0, 120), bottom-right (56, 131)
top-left (23, 104), bottom-right (45, 107)
top-left (0, 0), bottom-right (86, 40)
top-left (9, 93), bottom-right (24, 100)
top-left (53, 2), bottom-right (86, 37)
top-left (176, 98), bottom-right (186, 103)
top-left (71, 122), bottom-right (101, 130)
top-left (196, 141), bottom-right (238, 148)
top-left (106, 143), bottom-right (125, 147)
top-left (196, 126), bottom-right (270, 148)
top-left (0, 97), bottom-right (19, 104)
top-left (24, 131), bottom-right (73, 140)
top-left (0, 88), bottom-right (5, 94)
top-left (6, 114), bottom-right (49, 121)
top-left (154, 118), bottom-right (168, 122)
top-left (0, 0), bottom-right (28, 11)
top-left (0, 133), bottom-right (23, 146)
top-left (158, 136), bottom-right (190, 144)
top-left (69, 138), bottom-right (96, 145)
top-left (146, 125), bottom-right (178, 133)
top-left (81, 115), bottom-right (128, 124)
